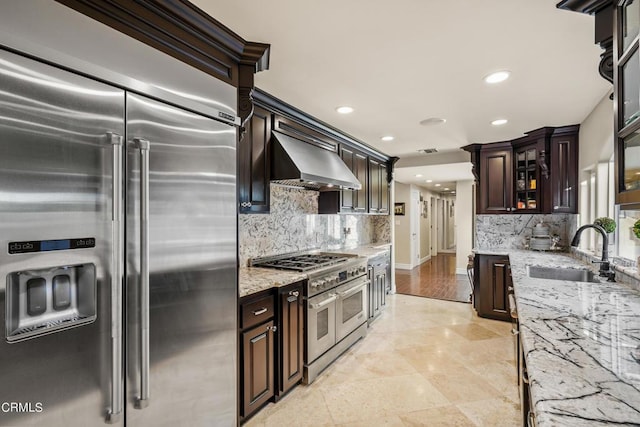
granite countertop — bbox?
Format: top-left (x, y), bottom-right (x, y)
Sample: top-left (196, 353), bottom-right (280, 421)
top-left (239, 243), bottom-right (391, 298)
top-left (238, 267), bottom-right (307, 298)
top-left (498, 249), bottom-right (640, 426)
top-left (335, 242), bottom-right (391, 259)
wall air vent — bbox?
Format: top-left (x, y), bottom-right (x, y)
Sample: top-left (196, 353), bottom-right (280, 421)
top-left (419, 148), bottom-right (438, 154)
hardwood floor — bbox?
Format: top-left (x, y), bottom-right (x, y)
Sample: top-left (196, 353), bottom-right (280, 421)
top-left (395, 254), bottom-right (472, 303)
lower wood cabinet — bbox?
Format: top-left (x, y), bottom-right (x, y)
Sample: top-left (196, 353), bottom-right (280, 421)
top-left (473, 254), bottom-right (512, 322)
top-left (277, 283), bottom-right (304, 396)
top-left (239, 292), bottom-right (276, 420)
top-left (239, 281), bottom-right (305, 422)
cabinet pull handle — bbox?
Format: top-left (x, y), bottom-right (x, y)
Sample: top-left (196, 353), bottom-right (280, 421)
top-left (240, 201), bottom-right (252, 208)
top-left (253, 307), bottom-right (268, 316)
top-left (511, 328), bottom-right (519, 336)
top-left (287, 295), bottom-right (298, 303)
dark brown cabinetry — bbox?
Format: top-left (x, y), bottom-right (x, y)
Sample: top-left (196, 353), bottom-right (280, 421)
top-left (339, 148), bottom-right (368, 213)
top-left (367, 253), bottom-right (389, 323)
top-left (474, 254), bottom-right (512, 322)
top-left (277, 283), bottom-right (304, 396)
top-left (464, 125), bottom-right (579, 214)
top-left (368, 159), bottom-right (390, 214)
top-left (239, 106), bottom-right (271, 213)
top-left (239, 292), bottom-right (276, 419)
top-left (478, 144), bottom-right (513, 214)
top-left (615, 1), bottom-right (640, 208)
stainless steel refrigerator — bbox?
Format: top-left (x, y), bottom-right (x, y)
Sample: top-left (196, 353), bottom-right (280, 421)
top-left (0, 48), bottom-right (238, 426)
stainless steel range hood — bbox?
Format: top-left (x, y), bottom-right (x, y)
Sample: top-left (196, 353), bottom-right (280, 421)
top-left (271, 131), bottom-right (361, 190)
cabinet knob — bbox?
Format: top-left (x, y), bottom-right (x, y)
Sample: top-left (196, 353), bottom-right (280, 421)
top-left (267, 325), bottom-right (277, 332)
top-left (289, 290), bottom-right (300, 297)
top-left (554, 206), bottom-right (559, 210)
top-left (240, 201), bottom-right (252, 208)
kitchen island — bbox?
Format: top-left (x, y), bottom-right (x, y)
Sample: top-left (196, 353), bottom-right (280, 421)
top-left (476, 249), bottom-right (640, 426)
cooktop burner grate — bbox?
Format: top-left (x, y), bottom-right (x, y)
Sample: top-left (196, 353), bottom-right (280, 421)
top-left (253, 253), bottom-right (350, 272)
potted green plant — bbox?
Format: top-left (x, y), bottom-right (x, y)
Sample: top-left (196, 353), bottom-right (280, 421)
top-left (594, 217), bottom-right (617, 234)
top-left (633, 219), bottom-right (640, 240)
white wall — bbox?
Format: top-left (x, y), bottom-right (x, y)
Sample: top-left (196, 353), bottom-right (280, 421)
top-left (394, 182), bottom-right (411, 267)
top-left (455, 181), bottom-right (474, 274)
top-left (579, 91), bottom-right (614, 171)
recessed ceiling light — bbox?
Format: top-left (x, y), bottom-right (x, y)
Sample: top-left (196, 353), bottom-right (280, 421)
top-left (435, 184), bottom-right (441, 187)
top-left (415, 174), bottom-right (423, 178)
top-left (444, 188), bottom-right (450, 191)
top-left (419, 118), bottom-right (447, 126)
top-left (381, 135), bottom-right (394, 142)
top-left (336, 106), bottom-right (354, 114)
top-left (426, 180), bottom-right (433, 183)
top-left (484, 70), bottom-right (511, 84)
top-left (636, 172), bottom-right (640, 175)
top-left (491, 119), bottom-right (508, 126)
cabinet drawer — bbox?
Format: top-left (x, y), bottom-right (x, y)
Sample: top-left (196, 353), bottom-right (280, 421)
top-left (241, 294), bottom-right (275, 329)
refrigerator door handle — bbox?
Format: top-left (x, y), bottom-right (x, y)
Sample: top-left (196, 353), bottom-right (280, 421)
top-left (107, 132), bottom-right (124, 423)
top-left (133, 138), bottom-right (151, 410)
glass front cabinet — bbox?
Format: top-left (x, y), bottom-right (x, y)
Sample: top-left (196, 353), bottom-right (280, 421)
top-left (616, 0), bottom-right (640, 208)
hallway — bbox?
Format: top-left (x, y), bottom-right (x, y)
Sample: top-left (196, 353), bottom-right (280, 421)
top-left (395, 254), bottom-right (471, 303)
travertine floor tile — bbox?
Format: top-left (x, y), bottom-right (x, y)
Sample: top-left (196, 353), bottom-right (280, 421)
top-left (456, 396), bottom-right (521, 426)
top-left (322, 374), bottom-right (449, 424)
top-left (246, 294), bottom-right (520, 426)
top-left (399, 406), bottom-right (475, 426)
top-left (419, 365), bottom-right (503, 403)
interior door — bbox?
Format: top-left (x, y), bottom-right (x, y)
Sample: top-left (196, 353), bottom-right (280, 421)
top-left (125, 93), bottom-right (237, 426)
top-left (0, 49), bottom-right (125, 426)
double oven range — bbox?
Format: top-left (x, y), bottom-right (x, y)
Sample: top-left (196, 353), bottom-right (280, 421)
top-left (252, 252), bottom-right (369, 384)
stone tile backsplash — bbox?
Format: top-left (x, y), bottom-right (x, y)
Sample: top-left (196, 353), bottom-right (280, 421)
top-left (239, 185), bottom-right (391, 266)
top-left (476, 213), bottom-right (578, 250)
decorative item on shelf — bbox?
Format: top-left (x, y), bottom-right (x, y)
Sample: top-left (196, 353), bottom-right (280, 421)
top-left (594, 217), bottom-right (617, 234)
top-left (517, 200), bottom-right (525, 209)
top-left (530, 178), bottom-right (536, 190)
top-left (550, 234), bottom-right (562, 251)
top-left (527, 199), bottom-right (536, 209)
top-left (517, 173), bottom-right (526, 191)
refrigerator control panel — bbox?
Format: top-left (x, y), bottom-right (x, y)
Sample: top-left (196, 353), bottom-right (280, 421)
top-left (8, 238), bottom-right (96, 254)
top-left (6, 263), bottom-right (97, 343)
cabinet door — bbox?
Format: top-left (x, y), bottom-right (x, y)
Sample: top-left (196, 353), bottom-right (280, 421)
top-left (354, 152), bottom-right (368, 212)
top-left (478, 149), bottom-right (512, 214)
top-left (513, 144), bottom-right (541, 213)
top-left (550, 135), bottom-right (578, 213)
top-left (242, 320), bottom-right (275, 417)
top-left (369, 159), bottom-right (381, 213)
top-left (379, 163), bottom-right (389, 214)
top-left (340, 147), bottom-right (356, 211)
top-left (476, 255), bottom-right (511, 322)
top-left (279, 286), bottom-right (303, 395)
top-left (239, 106), bottom-right (271, 213)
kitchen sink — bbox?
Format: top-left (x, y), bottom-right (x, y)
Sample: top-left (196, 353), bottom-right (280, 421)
top-left (526, 265), bottom-right (601, 283)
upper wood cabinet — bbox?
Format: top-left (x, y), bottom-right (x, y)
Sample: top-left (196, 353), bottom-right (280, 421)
top-left (477, 144), bottom-right (513, 214)
top-left (239, 106), bottom-right (272, 213)
top-left (464, 125), bottom-right (579, 214)
top-left (615, 1), bottom-right (640, 208)
top-left (368, 158), bottom-right (390, 214)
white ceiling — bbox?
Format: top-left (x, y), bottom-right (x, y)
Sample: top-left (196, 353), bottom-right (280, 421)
top-left (195, 0), bottom-right (610, 179)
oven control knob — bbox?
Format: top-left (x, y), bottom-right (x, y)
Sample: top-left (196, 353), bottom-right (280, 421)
top-left (311, 281), bottom-right (319, 288)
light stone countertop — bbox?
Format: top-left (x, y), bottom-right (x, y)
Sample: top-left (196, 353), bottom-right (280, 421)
top-left (238, 243), bottom-right (391, 298)
top-left (480, 249), bottom-right (640, 426)
top-left (333, 242), bottom-right (391, 259)
top-left (238, 267), bottom-right (307, 298)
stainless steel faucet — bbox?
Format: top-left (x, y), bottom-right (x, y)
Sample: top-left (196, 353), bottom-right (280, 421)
top-left (570, 224), bottom-right (615, 281)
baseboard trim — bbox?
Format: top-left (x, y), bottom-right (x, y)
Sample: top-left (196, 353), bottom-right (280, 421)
top-left (395, 263), bottom-right (412, 270)
top-left (419, 255), bottom-right (431, 265)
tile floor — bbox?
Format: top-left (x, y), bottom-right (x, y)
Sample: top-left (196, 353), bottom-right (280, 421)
top-left (245, 294), bottom-right (520, 426)
top-left (395, 255), bottom-right (472, 303)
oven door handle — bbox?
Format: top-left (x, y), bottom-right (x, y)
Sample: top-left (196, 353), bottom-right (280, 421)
top-left (309, 294), bottom-right (337, 309)
top-left (336, 281), bottom-right (369, 298)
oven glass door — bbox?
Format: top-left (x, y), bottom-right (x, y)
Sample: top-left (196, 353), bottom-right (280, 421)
top-left (335, 277), bottom-right (368, 342)
top-left (307, 291), bottom-right (337, 363)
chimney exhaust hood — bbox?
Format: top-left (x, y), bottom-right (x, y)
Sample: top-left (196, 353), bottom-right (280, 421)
top-left (271, 131), bottom-right (361, 191)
